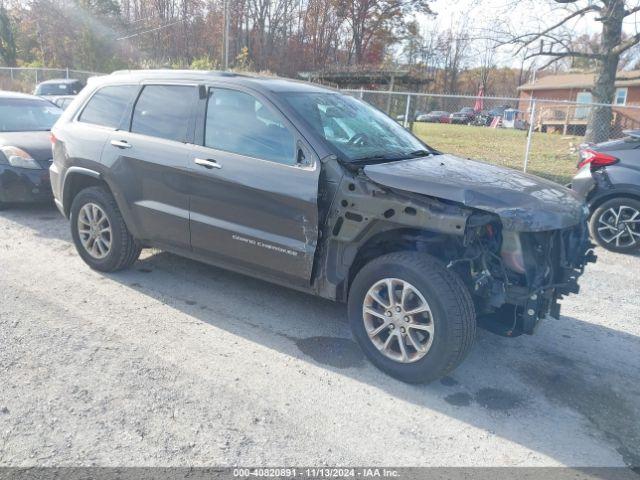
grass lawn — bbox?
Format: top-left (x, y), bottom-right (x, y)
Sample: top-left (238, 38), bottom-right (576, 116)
top-left (412, 122), bottom-right (580, 185)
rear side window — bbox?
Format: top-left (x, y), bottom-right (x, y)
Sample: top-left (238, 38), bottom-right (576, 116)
top-left (131, 85), bottom-right (198, 143)
top-left (79, 85), bottom-right (138, 128)
top-left (205, 88), bottom-right (295, 165)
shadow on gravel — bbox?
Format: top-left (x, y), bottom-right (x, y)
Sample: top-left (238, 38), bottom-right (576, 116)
top-left (105, 250), bottom-right (640, 470)
top-left (0, 202), bottom-right (70, 242)
top-left (3, 206), bottom-right (639, 469)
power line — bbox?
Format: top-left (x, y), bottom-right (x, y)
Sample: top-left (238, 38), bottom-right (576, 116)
top-left (116, 17), bottom-right (189, 40)
top-left (129, 13), bottom-right (159, 24)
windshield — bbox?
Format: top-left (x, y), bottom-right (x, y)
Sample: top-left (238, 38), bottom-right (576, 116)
top-left (0, 99), bottom-right (63, 132)
top-left (282, 92), bottom-right (430, 162)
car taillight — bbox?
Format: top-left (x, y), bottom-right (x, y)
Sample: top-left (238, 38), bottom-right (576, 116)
top-left (577, 149), bottom-right (618, 170)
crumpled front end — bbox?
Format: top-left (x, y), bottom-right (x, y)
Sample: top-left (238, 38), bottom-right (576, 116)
top-left (459, 211), bottom-right (597, 335)
top-left (316, 162), bottom-right (596, 336)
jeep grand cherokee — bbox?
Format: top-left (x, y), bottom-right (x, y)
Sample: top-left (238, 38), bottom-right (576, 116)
top-left (50, 70), bottom-right (595, 383)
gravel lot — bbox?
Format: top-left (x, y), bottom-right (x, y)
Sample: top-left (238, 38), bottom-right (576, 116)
top-left (0, 204), bottom-right (639, 468)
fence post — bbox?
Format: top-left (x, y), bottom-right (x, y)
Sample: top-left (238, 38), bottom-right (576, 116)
top-left (35, 69), bottom-right (38, 85)
top-left (66, 67), bottom-right (69, 79)
top-left (404, 94), bottom-right (411, 129)
top-left (10, 68), bottom-right (13, 81)
top-left (359, 87), bottom-right (363, 99)
top-left (386, 74), bottom-right (395, 114)
top-left (523, 99), bottom-right (537, 173)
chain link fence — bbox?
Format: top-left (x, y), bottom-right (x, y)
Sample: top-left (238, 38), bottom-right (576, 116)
top-left (0, 67), bottom-right (102, 94)
top-left (343, 89), bottom-right (640, 185)
top-left (0, 73), bottom-right (635, 185)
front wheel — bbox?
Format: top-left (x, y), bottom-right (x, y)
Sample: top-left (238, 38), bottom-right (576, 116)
top-left (589, 197), bottom-right (640, 253)
top-left (70, 186), bottom-right (141, 271)
top-left (348, 252), bottom-right (476, 384)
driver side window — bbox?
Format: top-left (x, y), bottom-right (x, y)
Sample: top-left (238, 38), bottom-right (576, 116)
top-left (205, 88), bottom-right (296, 165)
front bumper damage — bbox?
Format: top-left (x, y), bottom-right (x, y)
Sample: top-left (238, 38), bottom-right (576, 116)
top-left (467, 218), bottom-right (597, 335)
top-left (317, 165), bottom-right (595, 336)
top-left (509, 222), bottom-right (596, 333)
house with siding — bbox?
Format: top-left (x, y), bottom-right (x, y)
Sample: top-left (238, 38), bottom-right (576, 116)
top-left (517, 70), bottom-right (640, 135)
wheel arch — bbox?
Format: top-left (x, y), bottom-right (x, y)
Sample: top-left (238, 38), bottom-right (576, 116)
top-left (588, 189), bottom-right (640, 213)
top-left (348, 227), bottom-right (453, 287)
top-left (61, 168), bottom-right (107, 218)
top-left (62, 168), bottom-right (142, 240)
top-left (323, 226), bottom-right (463, 303)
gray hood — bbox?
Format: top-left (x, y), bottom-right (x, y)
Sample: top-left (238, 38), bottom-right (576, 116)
top-left (364, 154), bottom-right (586, 231)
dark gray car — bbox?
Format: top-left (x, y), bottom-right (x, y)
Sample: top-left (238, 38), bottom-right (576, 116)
top-left (34, 78), bottom-right (84, 98)
top-left (50, 70), bottom-right (594, 383)
top-left (572, 131), bottom-right (640, 253)
top-left (0, 91), bottom-right (63, 207)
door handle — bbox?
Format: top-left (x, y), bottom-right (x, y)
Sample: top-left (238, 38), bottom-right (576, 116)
top-left (111, 140), bottom-right (132, 149)
top-left (194, 158), bottom-right (222, 169)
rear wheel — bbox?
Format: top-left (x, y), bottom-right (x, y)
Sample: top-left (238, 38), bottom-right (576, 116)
top-left (348, 252), bottom-right (476, 384)
top-left (589, 197), bottom-right (640, 253)
top-left (70, 186), bottom-right (141, 271)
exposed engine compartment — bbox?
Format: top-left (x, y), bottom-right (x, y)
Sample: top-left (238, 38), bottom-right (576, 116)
top-left (315, 162), bottom-right (596, 335)
top-left (449, 218), bottom-right (596, 334)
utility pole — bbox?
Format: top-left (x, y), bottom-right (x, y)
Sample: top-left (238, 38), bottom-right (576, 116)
top-left (223, 0), bottom-right (229, 70)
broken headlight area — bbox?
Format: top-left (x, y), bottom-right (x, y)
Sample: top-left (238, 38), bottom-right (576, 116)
top-left (452, 217), bottom-right (596, 336)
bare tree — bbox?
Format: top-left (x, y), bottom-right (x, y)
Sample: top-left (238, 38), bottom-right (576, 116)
top-left (439, 24), bottom-right (470, 95)
top-left (0, 3), bottom-right (17, 66)
top-left (301, 0), bottom-right (345, 70)
top-left (508, 0), bottom-right (640, 142)
top-left (474, 38), bottom-right (497, 94)
top-left (339, 0), bottom-right (432, 65)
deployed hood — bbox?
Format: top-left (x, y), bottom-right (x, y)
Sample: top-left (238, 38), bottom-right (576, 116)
top-left (364, 154), bottom-right (586, 231)
top-left (0, 131), bottom-right (53, 167)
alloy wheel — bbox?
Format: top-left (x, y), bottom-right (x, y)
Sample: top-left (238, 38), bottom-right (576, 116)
top-left (77, 202), bottom-right (112, 259)
top-left (362, 278), bottom-right (434, 363)
top-left (597, 205), bottom-right (640, 248)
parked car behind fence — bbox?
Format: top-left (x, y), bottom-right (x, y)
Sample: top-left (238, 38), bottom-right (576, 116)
top-left (450, 107), bottom-right (477, 124)
top-left (417, 111), bottom-right (451, 123)
top-left (34, 78), bottom-right (84, 98)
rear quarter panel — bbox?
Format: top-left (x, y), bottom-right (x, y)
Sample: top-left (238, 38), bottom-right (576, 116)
top-left (587, 161), bottom-right (640, 209)
top-left (51, 80), bottom-right (141, 236)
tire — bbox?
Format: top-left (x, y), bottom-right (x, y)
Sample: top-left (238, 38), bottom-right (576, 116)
top-left (348, 252), bottom-right (476, 384)
top-left (589, 197), bottom-right (640, 253)
top-left (70, 186), bottom-right (141, 272)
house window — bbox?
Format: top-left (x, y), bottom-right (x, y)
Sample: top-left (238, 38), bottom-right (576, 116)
top-left (575, 91), bottom-right (593, 120)
top-left (615, 88), bottom-right (628, 105)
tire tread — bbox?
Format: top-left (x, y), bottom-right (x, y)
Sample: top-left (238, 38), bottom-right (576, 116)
top-left (70, 186), bottom-right (141, 272)
top-left (349, 251), bottom-right (476, 383)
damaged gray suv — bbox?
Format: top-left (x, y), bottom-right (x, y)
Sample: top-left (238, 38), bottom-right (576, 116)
top-left (50, 71), bottom-right (595, 383)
